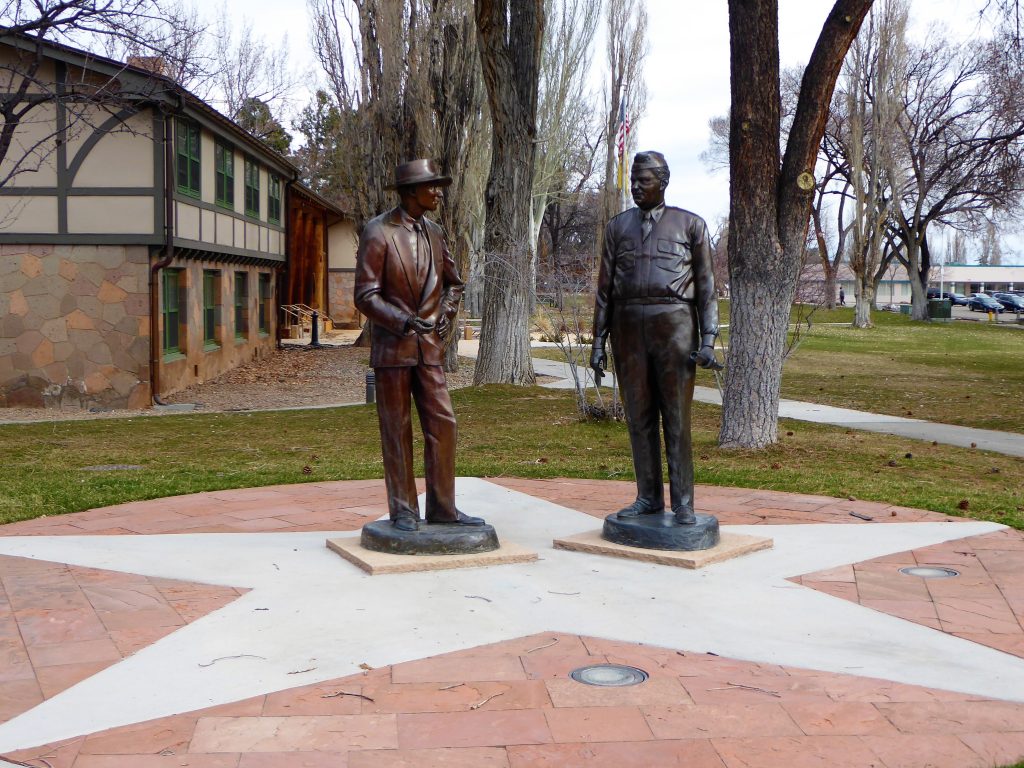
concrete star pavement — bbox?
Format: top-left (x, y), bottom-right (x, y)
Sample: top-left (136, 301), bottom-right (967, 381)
top-left (0, 477), bottom-right (1016, 753)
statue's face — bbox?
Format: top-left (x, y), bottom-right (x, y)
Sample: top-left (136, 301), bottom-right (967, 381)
top-left (411, 182), bottom-right (445, 212)
top-left (630, 168), bottom-right (666, 210)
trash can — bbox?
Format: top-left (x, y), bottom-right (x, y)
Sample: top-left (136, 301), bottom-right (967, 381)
top-left (927, 298), bottom-right (952, 320)
top-left (899, 304), bottom-right (912, 315)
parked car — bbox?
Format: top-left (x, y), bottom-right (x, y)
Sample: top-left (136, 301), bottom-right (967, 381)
top-left (926, 288), bottom-right (967, 304)
top-left (993, 292), bottom-right (1024, 312)
top-left (967, 293), bottom-right (1005, 313)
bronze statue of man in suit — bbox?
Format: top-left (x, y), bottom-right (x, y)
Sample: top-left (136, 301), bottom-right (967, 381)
top-left (355, 159), bottom-right (484, 532)
top-left (590, 151), bottom-right (720, 526)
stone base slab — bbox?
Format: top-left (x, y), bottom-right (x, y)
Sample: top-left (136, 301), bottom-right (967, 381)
top-left (326, 537), bottom-right (539, 575)
top-left (553, 529), bottom-right (773, 569)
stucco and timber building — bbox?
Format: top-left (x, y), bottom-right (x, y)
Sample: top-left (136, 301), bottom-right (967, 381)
top-left (0, 33), bottom-right (359, 410)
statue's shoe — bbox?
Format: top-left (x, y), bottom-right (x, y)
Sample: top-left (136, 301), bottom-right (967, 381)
top-left (673, 505), bottom-right (697, 525)
top-left (616, 499), bottom-right (665, 518)
top-left (392, 513), bottom-right (420, 532)
top-left (428, 511), bottom-right (486, 526)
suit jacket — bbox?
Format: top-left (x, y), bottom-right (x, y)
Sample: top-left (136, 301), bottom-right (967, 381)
top-left (592, 205), bottom-right (719, 346)
top-left (354, 206), bottom-right (464, 367)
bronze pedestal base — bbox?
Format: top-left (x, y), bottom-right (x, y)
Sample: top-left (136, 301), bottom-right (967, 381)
top-left (602, 512), bottom-right (719, 551)
top-left (360, 520), bottom-right (499, 556)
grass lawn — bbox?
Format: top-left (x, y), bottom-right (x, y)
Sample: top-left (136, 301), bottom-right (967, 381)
top-left (1, 386), bottom-right (1021, 529)
top-left (534, 302), bottom-right (1024, 433)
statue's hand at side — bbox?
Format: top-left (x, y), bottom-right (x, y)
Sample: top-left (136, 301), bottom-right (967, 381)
top-left (590, 345), bottom-right (606, 383)
top-left (436, 313), bottom-right (451, 338)
top-left (692, 345), bottom-right (723, 371)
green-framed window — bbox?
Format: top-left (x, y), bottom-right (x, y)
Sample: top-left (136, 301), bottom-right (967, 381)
top-left (215, 141), bottom-right (234, 209)
top-left (258, 273), bottom-right (271, 335)
top-left (162, 269), bottom-right (184, 356)
top-left (175, 120), bottom-right (200, 197)
top-left (203, 270), bottom-right (220, 349)
top-left (234, 271), bottom-right (249, 340)
top-left (267, 174), bottom-right (282, 225)
top-left (244, 158), bottom-right (260, 218)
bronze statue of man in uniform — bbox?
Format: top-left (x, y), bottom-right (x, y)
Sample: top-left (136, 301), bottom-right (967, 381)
top-left (591, 151), bottom-right (720, 526)
top-left (355, 159), bottom-right (485, 533)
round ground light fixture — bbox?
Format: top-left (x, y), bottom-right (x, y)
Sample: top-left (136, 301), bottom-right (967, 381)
top-left (570, 664), bottom-right (649, 687)
top-left (898, 566), bottom-right (960, 578)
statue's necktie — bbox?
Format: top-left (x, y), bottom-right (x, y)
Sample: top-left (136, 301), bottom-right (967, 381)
top-left (641, 212), bottom-right (653, 243)
top-left (413, 221), bottom-right (422, 271)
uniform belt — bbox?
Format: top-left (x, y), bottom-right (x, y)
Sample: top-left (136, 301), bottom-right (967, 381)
top-left (618, 297), bottom-right (692, 305)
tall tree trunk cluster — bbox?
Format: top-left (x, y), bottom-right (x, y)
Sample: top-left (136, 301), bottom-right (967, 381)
top-left (596, 0), bottom-right (647, 261)
top-left (310, 0), bottom-right (489, 354)
top-left (430, 4), bottom-right (491, 370)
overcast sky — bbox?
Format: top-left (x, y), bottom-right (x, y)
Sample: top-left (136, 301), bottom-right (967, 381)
top-left (228, 0), bottom-right (1008, 255)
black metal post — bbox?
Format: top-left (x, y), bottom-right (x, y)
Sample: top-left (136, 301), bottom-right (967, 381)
top-left (365, 370), bottom-right (376, 403)
top-left (310, 310), bottom-right (320, 347)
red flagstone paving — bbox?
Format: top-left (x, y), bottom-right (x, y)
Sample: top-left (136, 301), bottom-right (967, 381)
top-left (4, 632), bottom-right (1024, 768)
top-left (1, 478), bottom-right (1023, 767)
top-left (0, 555), bottom-right (246, 727)
top-left (794, 528), bottom-right (1024, 661)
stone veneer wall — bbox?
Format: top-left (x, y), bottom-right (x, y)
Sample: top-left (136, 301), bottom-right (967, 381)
top-left (0, 244), bottom-right (151, 409)
top-left (327, 269), bottom-right (360, 328)
top-left (157, 258), bottom-right (278, 398)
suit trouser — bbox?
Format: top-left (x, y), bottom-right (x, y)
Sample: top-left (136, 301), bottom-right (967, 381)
top-left (374, 362), bottom-right (458, 522)
top-left (610, 303), bottom-right (698, 512)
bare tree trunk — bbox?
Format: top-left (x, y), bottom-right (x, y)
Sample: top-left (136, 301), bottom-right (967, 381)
top-left (430, 1), bottom-right (490, 371)
top-left (721, 0), bottom-right (872, 449)
top-left (854, 278), bottom-right (876, 326)
top-left (473, 0), bottom-right (544, 385)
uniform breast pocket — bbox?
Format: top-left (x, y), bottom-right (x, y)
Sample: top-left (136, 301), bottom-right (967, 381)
top-left (656, 238), bottom-right (691, 268)
top-left (615, 251), bottom-right (636, 274)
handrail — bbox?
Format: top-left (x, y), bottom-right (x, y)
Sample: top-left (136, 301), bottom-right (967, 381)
top-left (280, 304), bottom-right (323, 340)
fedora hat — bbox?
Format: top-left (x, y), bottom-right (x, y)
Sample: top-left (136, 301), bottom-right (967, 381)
top-left (388, 159), bottom-right (452, 190)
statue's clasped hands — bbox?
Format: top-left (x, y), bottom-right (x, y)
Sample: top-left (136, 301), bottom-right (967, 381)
top-left (407, 316), bottom-right (436, 335)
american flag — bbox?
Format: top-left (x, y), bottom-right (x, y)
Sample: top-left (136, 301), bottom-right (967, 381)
top-left (616, 95), bottom-right (630, 190)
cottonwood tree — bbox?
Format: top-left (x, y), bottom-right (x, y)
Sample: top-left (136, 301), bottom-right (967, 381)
top-left (537, 186), bottom-right (600, 308)
top-left (529, 0), bottom-right (600, 309)
top-left (978, 218), bottom-right (1004, 265)
top-left (597, 0), bottom-right (647, 252)
top-left (886, 31), bottom-right (1024, 319)
top-left (210, 7), bottom-right (299, 130)
top-left (427, 0), bottom-right (490, 370)
top-left (309, 0), bottom-right (487, 355)
top-left (721, 0), bottom-right (873, 450)
top-left (842, 0), bottom-right (906, 327)
top-left (309, 0), bottom-right (436, 225)
top-left (309, 0), bottom-right (423, 351)
top-left (472, 0), bottom-right (544, 385)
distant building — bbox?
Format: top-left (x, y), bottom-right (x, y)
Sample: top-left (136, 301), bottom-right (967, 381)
top-left (932, 264), bottom-right (1024, 295)
top-left (0, 33), bottom-right (356, 409)
top-left (798, 260), bottom-right (1024, 307)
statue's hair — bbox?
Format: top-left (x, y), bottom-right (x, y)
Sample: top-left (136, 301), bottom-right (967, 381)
top-left (633, 151), bottom-right (670, 184)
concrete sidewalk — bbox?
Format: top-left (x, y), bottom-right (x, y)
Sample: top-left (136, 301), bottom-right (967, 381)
top-left (691, 386), bottom-right (1024, 458)
top-left (458, 340), bottom-right (1024, 458)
